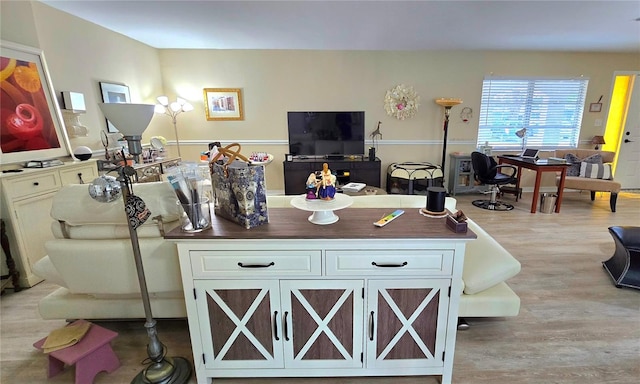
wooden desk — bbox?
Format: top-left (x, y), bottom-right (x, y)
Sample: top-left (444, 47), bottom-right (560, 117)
top-left (497, 156), bottom-right (570, 213)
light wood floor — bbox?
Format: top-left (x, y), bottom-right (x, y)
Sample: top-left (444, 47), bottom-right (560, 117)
top-left (1, 191), bottom-right (639, 384)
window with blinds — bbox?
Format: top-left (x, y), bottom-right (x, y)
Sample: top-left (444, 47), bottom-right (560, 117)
top-left (477, 77), bottom-right (589, 150)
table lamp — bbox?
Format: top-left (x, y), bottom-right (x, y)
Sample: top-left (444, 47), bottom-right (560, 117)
top-left (591, 135), bottom-right (605, 150)
top-left (515, 128), bottom-right (527, 151)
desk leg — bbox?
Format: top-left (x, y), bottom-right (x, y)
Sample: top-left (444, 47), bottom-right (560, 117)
top-left (530, 170), bottom-right (543, 213)
top-left (555, 168), bottom-right (567, 213)
top-left (515, 166), bottom-right (522, 195)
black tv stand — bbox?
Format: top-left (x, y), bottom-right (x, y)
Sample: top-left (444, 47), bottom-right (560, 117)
top-left (283, 158), bottom-right (381, 195)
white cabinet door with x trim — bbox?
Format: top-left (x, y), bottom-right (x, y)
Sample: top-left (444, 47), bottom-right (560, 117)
top-left (194, 280), bottom-right (285, 369)
top-left (366, 279), bottom-right (450, 369)
top-left (280, 279), bottom-right (364, 369)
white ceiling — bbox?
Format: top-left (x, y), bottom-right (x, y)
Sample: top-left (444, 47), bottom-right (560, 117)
top-left (39, 0), bottom-right (640, 52)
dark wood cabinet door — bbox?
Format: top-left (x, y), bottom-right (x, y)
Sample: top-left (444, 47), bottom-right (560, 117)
top-left (280, 280), bottom-right (364, 369)
top-left (195, 280), bottom-right (284, 369)
top-left (367, 279), bottom-right (450, 368)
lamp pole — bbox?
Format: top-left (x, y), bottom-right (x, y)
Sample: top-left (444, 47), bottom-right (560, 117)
top-left (440, 106), bottom-right (453, 179)
top-left (435, 98), bottom-right (463, 190)
top-left (116, 167), bottom-right (192, 384)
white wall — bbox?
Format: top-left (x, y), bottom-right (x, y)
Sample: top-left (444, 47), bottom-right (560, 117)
top-left (158, 49), bottom-right (639, 189)
top-left (2, 1), bottom-right (639, 191)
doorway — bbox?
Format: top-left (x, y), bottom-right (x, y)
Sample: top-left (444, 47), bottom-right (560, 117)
top-left (603, 72), bottom-right (639, 190)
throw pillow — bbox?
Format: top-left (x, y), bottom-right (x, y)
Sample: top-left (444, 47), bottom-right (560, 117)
top-left (565, 153), bottom-right (603, 176)
top-left (579, 162), bottom-right (613, 180)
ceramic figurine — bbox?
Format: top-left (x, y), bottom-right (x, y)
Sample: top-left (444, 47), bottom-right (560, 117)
top-left (305, 173), bottom-right (318, 200)
top-left (317, 163), bottom-right (337, 200)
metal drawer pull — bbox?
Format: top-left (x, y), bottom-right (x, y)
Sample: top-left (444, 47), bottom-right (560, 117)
top-left (273, 311), bottom-right (280, 341)
top-left (237, 262), bottom-right (275, 268)
top-left (77, 172), bottom-right (84, 184)
top-left (284, 311), bottom-right (290, 341)
top-left (33, 182), bottom-right (39, 186)
top-left (369, 311), bottom-right (375, 341)
top-left (371, 261), bottom-right (408, 268)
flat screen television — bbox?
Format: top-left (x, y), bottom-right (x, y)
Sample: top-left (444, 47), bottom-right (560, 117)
top-left (288, 111), bottom-right (365, 157)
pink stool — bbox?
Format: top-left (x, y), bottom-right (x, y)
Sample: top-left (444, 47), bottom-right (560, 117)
top-left (33, 320), bottom-right (120, 384)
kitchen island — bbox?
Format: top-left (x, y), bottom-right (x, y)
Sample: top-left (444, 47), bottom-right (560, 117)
top-left (167, 206), bottom-right (475, 384)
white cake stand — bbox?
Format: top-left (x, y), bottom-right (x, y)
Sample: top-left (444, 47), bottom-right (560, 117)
top-left (290, 193), bottom-right (353, 225)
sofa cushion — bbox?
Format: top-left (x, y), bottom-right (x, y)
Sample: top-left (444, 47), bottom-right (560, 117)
top-left (463, 220), bottom-right (521, 294)
top-left (562, 176), bottom-right (621, 193)
top-left (565, 153), bottom-right (602, 176)
top-left (580, 162), bottom-right (612, 180)
top-left (37, 288), bottom-right (187, 320)
top-left (50, 181), bottom-right (182, 226)
top-left (267, 194), bottom-right (458, 211)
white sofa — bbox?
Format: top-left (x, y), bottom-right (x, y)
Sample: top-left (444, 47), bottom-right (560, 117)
top-left (33, 182), bottom-right (188, 320)
top-left (34, 185), bottom-right (520, 321)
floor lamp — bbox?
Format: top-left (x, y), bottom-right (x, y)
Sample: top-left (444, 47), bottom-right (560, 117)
top-left (155, 97), bottom-right (193, 158)
top-left (435, 98), bottom-right (463, 188)
top-left (95, 103), bottom-right (192, 384)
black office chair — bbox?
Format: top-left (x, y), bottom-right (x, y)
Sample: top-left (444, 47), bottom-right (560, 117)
top-left (470, 152), bottom-right (518, 211)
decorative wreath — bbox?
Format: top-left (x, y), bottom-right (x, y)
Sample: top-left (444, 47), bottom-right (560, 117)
top-left (384, 84), bottom-right (420, 120)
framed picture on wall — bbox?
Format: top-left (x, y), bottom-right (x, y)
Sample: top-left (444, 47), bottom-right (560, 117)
top-left (0, 40), bottom-right (73, 165)
top-left (99, 81), bottom-right (131, 132)
top-left (589, 102), bottom-right (602, 113)
top-left (203, 88), bottom-right (244, 121)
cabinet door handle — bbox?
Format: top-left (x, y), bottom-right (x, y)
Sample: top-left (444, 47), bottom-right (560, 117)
top-left (371, 261), bottom-right (408, 268)
top-left (369, 311), bottom-right (375, 341)
top-left (33, 182), bottom-right (39, 186)
top-left (77, 172), bottom-right (84, 184)
top-left (237, 262), bottom-right (275, 268)
top-left (283, 311), bottom-right (290, 341)
top-left (273, 311), bottom-right (280, 341)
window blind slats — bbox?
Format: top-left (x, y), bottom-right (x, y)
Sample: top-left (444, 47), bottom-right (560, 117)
top-left (477, 78), bottom-right (588, 150)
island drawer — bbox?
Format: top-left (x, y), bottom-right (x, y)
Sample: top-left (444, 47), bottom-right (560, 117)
top-left (326, 249), bottom-right (453, 276)
top-left (190, 250), bottom-right (322, 278)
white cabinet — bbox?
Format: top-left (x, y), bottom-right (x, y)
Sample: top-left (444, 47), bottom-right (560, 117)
top-left (0, 160), bottom-right (98, 287)
top-left (170, 208), bottom-right (473, 384)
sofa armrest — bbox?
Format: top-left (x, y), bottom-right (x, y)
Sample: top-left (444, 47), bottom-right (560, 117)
top-left (32, 256), bottom-right (68, 288)
top-left (463, 220), bottom-right (521, 294)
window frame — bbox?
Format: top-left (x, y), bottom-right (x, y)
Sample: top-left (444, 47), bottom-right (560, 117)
top-left (476, 76), bottom-right (589, 151)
